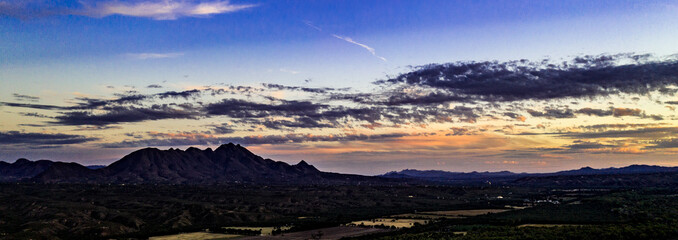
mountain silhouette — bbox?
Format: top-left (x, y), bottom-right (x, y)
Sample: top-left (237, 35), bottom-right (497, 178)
top-left (0, 143), bottom-right (379, 184)
top-left (4, 144), bottom-right (678, 186)
top-left (0, 158), bottom-right (54, 181)
top-left (381, 165), bottom-right (678, 186)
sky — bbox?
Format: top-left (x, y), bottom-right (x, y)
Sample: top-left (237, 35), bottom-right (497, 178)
top-left (1, 0), bottom-right (678, 175)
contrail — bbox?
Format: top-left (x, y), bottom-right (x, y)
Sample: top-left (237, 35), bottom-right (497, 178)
top-left (332, 34), bottom-right (387, 62)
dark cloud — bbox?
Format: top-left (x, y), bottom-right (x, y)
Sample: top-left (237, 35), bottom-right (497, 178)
top-left (74, 94), bottom-right (148, 109)
top-left (575, 107), bottom-right (645, 117)
top-left (381, 91), bottom-right (470, 106)
top-left (53, 105), bottom-right (200, 126)
top-left (18, 124), bottom-right (48, 127)
top-left (559, 127), bottom-right (678, 139)
top-left (329, 87), bottom-right (472, 106)
top-left (209, 123), bottom-right (236, 134)
top-left (156, 89), bottom-right (201, 99)
top-left (446, 127), bottom-right (476, 136)
top-left (527, 108), bottom-right (575, 118)
top-left (262, 83), bottom-right (349, 94)
top-left (644, 114), bottom-right (664, 121)
top-left (579, 123), bottom-right (665, 130)
top-left (73, 125), bottom-right (123, 131)
top-left (503, 112), bottom-right (521, 118)
top-left (19, 112), bottom-right (52, 118)
top-left (0, 102), bottom-right (71, 110)
top-left (206, 99), bottom-right (327, 118)
top-left (147, 84), bottom-right (163, 88)
top-left (377, 54), bottom-right (678, 101)
top-left (575, 107), bottom-right (613, 117)
top-left (238, 117), bottom-right (334, 130)
top-left (13, 93), bottom-right (40, 102)
top-left (2, 89), bottom-right (204, 112)
top-left (564, 140), bottom-right (616, 150)
top-left (612, 108), bottom-right (642, 117)
top-left (645, 138), bottom-right (678, 149)
top-left (2, 89), bottom-right (208, 126)
top-left (101, 132), bottom-right (411, 148)
top-left (0, 131), bottom-right (97, 145)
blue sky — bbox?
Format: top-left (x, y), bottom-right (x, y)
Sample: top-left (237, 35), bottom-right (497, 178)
top-left (2, 0), bottom-right (678, 174)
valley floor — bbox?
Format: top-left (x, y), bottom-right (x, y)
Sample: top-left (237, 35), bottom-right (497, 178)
top-left (1, 184), bottom-right (678, 239)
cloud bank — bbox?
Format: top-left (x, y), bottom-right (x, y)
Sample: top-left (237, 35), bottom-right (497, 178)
top-left (376, 54), bottom-right (678, 101)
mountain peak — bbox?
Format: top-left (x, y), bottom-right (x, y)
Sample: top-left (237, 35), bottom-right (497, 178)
top-left (294, 160), bottom-right (319, 173)
top-left (215, 142), bottom-right (238, 151)
top-left (297, 160), bottom-right (310, 166)
top-left (15, 158), bottom-right (30, 164)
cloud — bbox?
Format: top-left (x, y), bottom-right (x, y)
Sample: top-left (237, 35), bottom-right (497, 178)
top-left (126, 52), bottom-right (184, 60)
top-left (527, 108), bottom-right (575, 119)
top-left (330, 86), bottom-right (472, 106)
top-left (0, 0), bottom-right (257, 20)
top-left (302, 20), bottom-right (322, 31)
top-left (381, 91), bottom-right (470, 106)
top-left (13, 93), bottom-right (40, 102)
top-left (147, 84), bottom-right (163, 88)
top-left (0, 131), bottom-right (98, 146)
top-left (301, 21), bottom-right (387, 62)
top-left (559, 127), bottom-right (678, 139)
top-left (262, 83), bottom-right (349, 94)
top-left (377, 53), bottom-right (678, 101)
top-left (54, 105), bottom-right (200, 126)
top-left (575, 107), bottom-right (613, 117)
top-left (503, 112), bottom-right (527, 122)
top-left (101, 132), bottom-right (411, 148)
top-left (0, 102), bottom-right (70, 110)
top-left (332, 34), bottom-right (387, 62)
top-left (205, 99), bottom-right (327, 118)
top-left (156, 89), bottom-right (202, 99)
top-left (3, 88), bottom-right (472, 128)
top-left (238, 117), bottom-right (334, 130)
top-left (575, 107), bottom-right (653, 119)
top-left (81, 0), bottom-right (257, 20)
top-left (1, 89), bottom-right (204, 113)
top-left (578, 123), bottom-right (665, 131)
top-left (612, 108), bottom-right (642, 117)
top-left (207, 123), bottom-right (235, 134)
top-left (564, 140), bottom-right (616, 150)
top-left (645, 138), bottom-right (678, 149)
top-left (447, 127), bottom-right (477, 136)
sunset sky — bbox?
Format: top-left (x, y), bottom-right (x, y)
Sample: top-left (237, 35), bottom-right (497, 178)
top-left (2, 0), bottom-right (678, 175)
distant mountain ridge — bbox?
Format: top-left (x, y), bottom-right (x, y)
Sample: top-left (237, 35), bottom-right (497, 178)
top-left (381, 165), bottom-right (678, 185)
top-left (0, 143), bottom-right (375, 184)
top-left (3, 144), bottom-right (678, 186)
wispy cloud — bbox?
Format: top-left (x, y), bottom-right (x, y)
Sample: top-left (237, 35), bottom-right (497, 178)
top-left (126, 52), bottom-right (184, 60)
top-left (302, 20), bottom-right (322, 31)
top-left (332, 34), bottom-right (387, 62)
top-left (302, 20), bottom-right (387, 62)
top-left (81, 0), bottom-right (257, 20)
top-left (0, 0), bottom-right (257, 20)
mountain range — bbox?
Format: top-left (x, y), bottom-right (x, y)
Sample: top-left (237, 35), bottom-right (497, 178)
top-left (381, 165), bottom-right (678, 186)
top-left (0, 143), bottom-right (376, 184)
top-left (3, 143), bottom-right (678, 186)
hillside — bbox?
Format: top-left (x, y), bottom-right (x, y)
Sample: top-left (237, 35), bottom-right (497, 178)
top-left (1, 143), bottom-right (382, 184)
